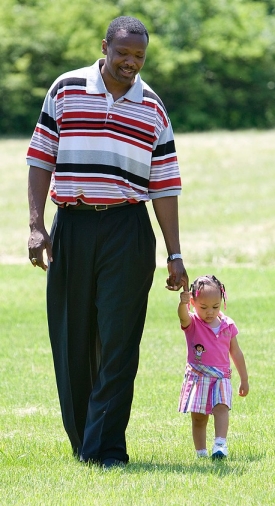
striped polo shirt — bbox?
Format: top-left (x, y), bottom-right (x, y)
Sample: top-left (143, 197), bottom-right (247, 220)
top-left (26, 59), bottom-right (181, 206)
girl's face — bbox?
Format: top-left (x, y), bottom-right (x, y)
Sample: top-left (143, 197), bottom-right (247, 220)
top-left (191, 286), bottom-right (222, 326)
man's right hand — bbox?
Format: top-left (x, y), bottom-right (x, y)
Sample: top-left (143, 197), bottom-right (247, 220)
top-left (28, 166), bottom-right (53, 271)
top-left (28, 227), bottom-right (53, 271)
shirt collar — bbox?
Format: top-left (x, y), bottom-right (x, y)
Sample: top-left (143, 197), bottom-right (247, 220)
top-left (86, 59), bottom-right (144, 103)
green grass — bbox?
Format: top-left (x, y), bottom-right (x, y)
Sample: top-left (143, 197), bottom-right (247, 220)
top-left (1, 133), bottom-right (275, 505)
top-left (153, 130), bottom-right (275, 267)
top-left (1, 265), bottom-right (275, 505)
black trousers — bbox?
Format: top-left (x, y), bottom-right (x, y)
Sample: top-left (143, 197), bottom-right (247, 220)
top-left (47, 202), bottom-right (156, 463)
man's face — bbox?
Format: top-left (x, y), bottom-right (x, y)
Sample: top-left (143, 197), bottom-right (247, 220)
top-left (101, 29), bottom-right (147, 88)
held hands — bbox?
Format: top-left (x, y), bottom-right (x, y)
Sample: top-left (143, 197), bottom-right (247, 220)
top-left (166, 259), bottom-right (189, 292)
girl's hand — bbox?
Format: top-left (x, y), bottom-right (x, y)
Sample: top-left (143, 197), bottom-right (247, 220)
top-left (239, 380), bottom-right (249, 397)
top-left (179, 290), bottom-right (191, 305)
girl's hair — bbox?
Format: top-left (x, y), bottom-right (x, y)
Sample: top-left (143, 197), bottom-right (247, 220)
top-left (190, 275), bottom-right (227, 309)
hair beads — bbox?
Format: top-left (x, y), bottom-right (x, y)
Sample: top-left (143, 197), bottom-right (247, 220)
top-left (190, 275), bottom-right (227, 309)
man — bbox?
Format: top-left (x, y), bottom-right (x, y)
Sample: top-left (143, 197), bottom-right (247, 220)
top-left (27, 16), bottom-right (189, 468)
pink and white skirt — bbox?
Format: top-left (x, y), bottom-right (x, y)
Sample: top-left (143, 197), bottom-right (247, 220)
top-left (178, 363), bottom-right (232, 415)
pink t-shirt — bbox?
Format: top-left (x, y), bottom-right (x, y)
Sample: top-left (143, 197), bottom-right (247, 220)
top-left (181, 312), bottom-right (238, 372)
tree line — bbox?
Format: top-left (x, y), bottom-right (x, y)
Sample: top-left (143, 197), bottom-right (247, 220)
top-left (1, 0), bottom-right (275, 134)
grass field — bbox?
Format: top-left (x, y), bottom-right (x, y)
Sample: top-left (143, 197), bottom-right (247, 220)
top-left (0, 132), bottom-right (275, 505)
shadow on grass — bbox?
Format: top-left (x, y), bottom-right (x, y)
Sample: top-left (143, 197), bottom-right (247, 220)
top-left (117, 453), bottom-right (265, 477)
top-left (1, 447), bottom-right (265, 479)
top-left (73, 450), bottom-right (266, 477)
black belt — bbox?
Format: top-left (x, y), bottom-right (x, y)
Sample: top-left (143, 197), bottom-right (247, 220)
top-left (66, 202), bottom-right (131, 211)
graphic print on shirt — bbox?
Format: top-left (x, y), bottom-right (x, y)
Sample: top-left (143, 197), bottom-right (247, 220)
top-left (193, 343), bottom-right (206, 361)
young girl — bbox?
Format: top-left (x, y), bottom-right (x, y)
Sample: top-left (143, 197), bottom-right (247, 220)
top-left (178, 275), bottom-right (249, 459)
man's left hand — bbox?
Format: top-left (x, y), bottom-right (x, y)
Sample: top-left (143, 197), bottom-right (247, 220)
top-left (166, 259), bottom-right (189, 291)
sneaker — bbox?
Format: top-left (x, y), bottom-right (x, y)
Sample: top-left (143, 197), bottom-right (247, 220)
top-left (212, 443), bottom-right (228, 459)
top-left (196, 450), bottom-right (208, 458)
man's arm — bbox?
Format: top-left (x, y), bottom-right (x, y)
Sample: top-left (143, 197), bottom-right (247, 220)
top-left (152, 196), bottom-right (188, 291)
top-left (28, 165), bottom-right (53, 271)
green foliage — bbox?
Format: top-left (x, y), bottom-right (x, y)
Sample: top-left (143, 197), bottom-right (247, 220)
top-left (0, 0), bottom-right (275, 133)
top-left (0, 0), bottom-right (119, 132)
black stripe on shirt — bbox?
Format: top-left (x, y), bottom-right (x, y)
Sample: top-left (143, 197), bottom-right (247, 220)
top-left (56, 163), bottom-right (149, 189)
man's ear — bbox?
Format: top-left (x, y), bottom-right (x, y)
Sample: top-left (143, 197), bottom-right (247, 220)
top-left (102, 39), bottom-right (107, 55)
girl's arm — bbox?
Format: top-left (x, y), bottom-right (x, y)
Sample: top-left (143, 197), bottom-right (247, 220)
top-left (229, 336), bottom-right (249, 397)
top-left (178, 291), bottom-right (192, 328)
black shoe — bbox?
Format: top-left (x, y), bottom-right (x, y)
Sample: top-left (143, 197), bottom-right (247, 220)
top-left (102, 458), bottom-right (126, 469)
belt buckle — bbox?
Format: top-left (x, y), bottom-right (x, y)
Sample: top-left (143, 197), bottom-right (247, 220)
top-left (95, 204), bottom-right (108, 211)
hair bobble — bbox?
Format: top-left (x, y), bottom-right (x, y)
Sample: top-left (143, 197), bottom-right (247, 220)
top-left (190, 274), bottom-right (228, 310)
top-left (221, 284), bottom-right (227, 309)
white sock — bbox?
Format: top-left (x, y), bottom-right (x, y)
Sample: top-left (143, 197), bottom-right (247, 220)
top-left (214, 437), bottom-right (226, 446)
top-left (196, 449), bottom-right (208, 457)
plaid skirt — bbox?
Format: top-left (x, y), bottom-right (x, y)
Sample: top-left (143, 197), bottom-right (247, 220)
top-left (178, 363), bottom-right (232, 415)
